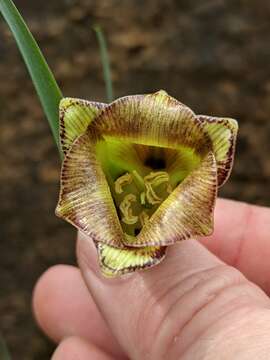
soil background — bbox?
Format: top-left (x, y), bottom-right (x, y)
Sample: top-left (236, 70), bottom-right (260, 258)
top-left (0, 0), bottom-right (270, 359)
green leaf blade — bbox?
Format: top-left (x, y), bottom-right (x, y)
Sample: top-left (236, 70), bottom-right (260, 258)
top-left (94, 25), bottom-right (114, 103)
top-left (0, 0), bottom-right (63, 149)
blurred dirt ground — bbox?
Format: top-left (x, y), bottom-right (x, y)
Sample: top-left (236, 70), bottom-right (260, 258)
top-left (0, 0), bottom-right (270, 358)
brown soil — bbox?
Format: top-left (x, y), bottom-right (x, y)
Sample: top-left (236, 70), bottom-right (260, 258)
top-left (0, 1), bottom-right (270, 358)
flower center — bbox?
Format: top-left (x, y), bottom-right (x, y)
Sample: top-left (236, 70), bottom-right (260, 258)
top-left (114, 170), bottom-right (172, 241)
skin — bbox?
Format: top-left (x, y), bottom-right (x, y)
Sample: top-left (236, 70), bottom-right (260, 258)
top-left (33, 198), bottom-right (270, 359)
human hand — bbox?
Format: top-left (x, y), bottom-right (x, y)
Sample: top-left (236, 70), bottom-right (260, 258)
top-left (33, 198), bottom-right (270, 359)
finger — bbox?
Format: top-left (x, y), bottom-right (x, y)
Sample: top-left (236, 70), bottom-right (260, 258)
top-left (200, 198), bottom-right (270, 293)
top-left (35, 198), bottom-right (270, 358)
top-left (77, 234), bottom-right (270, 359)
top-left (52, 336), bottom-right (115, 360)
top-left (33, 265), bottom-right (126, 359)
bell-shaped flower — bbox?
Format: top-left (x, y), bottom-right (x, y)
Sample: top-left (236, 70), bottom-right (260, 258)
top-left (56, 90), bottom-right (238, 277)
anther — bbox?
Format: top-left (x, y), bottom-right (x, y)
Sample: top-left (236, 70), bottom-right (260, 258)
top-left (114, 173), bottom-right (133, 194)
top-left (120, 194), bottom-right (138, 225)
top-left (139, 211), bottom-right (149, 227)
top-left (144, 171), bottom-right (170, 205)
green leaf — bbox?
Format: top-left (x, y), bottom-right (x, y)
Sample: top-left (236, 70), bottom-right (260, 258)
top-left (94, 25), bottom-right (114, 103)
top-left (0, 0), bottom-right (63, 150)
top-left (0, 336), bottom-right (11, 360)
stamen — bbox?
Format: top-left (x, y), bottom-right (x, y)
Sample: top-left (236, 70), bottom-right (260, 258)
top-left (139, 211), bottom-right (149, 227)
top-left (119, 194), bottom-right (138, 225)
top-left (140, 192), bottom-right (146, 205)
top-left (124, 233), bottom-right (136, 244)
top-left (144, 171), bottom-right (170, 205)
top-left (114, 173), bottom-right (133, 194)
top-left (132, 170), bottom-right (145, 192)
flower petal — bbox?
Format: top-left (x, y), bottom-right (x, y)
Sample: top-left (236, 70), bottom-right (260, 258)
top-left (59, 97), bottom-right (106, 154)
top-left (164, 147), bottom-right (201, 187)
top-left (56, 129), bottom-right (125, 249)
top-left (92, 90), bottom-right (211, 156)
top-left (96, 242), bottom-right (166, 277)
top-left (126, 151), bottom-right (217, 247)
top-left (197, 115), bottom-right (238, 187)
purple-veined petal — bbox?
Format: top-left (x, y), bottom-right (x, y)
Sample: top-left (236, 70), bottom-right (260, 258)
top-left (197, 115), bottom-right (238, 187)
top-left (59, 97), bottom-right (106, 154)
top-left (97, 242), bottom-right (166, 277)
top-left (56, 129), bottom-right (125, 249)
top-left (92, 90), bottom-right (212, 156)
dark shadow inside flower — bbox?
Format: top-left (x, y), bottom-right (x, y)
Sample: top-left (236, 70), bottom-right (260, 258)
top-left (144, 154), bottom-right (166, 170)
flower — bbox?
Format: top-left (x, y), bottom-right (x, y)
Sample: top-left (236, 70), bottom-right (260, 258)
top-left (56, 90), bottom-right (238, 277)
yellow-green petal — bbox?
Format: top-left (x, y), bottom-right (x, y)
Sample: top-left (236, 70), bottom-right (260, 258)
top-left (56, 129), bottom-right (125, 249)
top-left (92, 90), bottom-right (211, 156)
top-left (127, 151), bottom-right (217, 247)
top-left (59, 97), bottom-right (106, 154)
top-left (197, 115), bottom-right (238, 187)
top-left (97, 242), bottom-right (166, 277)
top-left (164, 147), bottom-right (201, 187)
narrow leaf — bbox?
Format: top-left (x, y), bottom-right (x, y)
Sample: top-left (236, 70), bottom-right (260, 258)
top-left (0, 0), bottom-right (63, 149)
top-left (94, 25), bottom-right (114, 103)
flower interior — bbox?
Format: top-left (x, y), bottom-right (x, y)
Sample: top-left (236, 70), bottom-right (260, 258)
top-left (96, 140), bottom-right (201, 242)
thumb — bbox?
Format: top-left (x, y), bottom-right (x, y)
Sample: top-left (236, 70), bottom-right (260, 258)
top-left (77, 233), bottom-right (270, 360)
